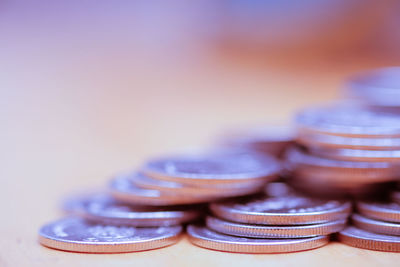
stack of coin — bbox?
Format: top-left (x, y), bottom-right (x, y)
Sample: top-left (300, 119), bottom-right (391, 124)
top-left (110, 149), bottom-right (281, 206)
top-left (217, 126), bottom-right (294, 158)
top-left (187, 183), bottom-right (351, 253)
top-left (345, 67), bottom-right (400, 113)
top-left (39, 149), bottom-right (281, 253)
top-left (286, 105), bottom-right (400, 197)
top-left (338, 198), bottom-right (400, 252)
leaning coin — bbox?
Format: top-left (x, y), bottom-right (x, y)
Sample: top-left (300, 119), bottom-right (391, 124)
top-left (338, 226), bottom-right (400, 252)
top-left (356, 201), bottom-right (400, 223)
top-left (38, 217), bottom-right (182, 253)
top-left (141, 149), bottom-right (280, 185)
top-left (210, 194), bottom-right (351, 225)
top-left (110, 175), bottom-right (217, 206)
top-left (352, 213), bottom-right (400, 236)
top-left (206, 216), bottom-right (346, 238)
top-left (296, 105), bottom-right (400, 137)
top-left (63, 193), bottom-right (201, 227)
top-left (187, 225), bottom-right (329, 253)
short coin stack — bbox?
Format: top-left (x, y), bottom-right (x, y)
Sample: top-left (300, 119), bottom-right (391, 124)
top-left (187, 183), bottom-right (351, 253)
top-left (286, 105), bottom-right (400, 197)
top-left (39, 149), bottom-right (281, 253)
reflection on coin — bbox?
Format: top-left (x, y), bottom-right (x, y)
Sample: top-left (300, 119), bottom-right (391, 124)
top-left (141, 150), bottom-right (280, 185)
top-left (310, 147), bottom-right (400, 162)
top-left (210, 194), bottom-right (351, 225)
top-left (38, 217), bottom-right (182, 253)
top-left (296, 105), bottom-right (400, 137)
top-left (131, 173), bottom-right (264, 197)
top-left (187, 225), bottom-right (329, 253)
top-left (110, 175), bottom-right (216, 206)
top-left (356, 201), bottom-right (400, 223)
top-left (338, 226), bottom-right (400, 252)
top-left (63, 194), bottom-right (201, 226)
top-left (352, 214), bottom-right (400, 236)
top-left (206, 216), bottom-right (346, 238)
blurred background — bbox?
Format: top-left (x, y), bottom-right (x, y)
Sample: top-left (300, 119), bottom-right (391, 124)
top-left (2, 1), bottom-right (400, 244)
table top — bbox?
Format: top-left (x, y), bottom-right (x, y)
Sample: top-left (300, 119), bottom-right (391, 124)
top-left (2, 17), bottom-right (400, 265)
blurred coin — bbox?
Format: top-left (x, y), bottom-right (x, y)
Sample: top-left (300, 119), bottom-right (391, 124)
top-left (338, 226), bottom-right (400, 252)
top-left (110, 175), bottom-right (217, 206)
top-left (187, 225), bottom-right (329, 253)
top-left (131, 172), bottom-right (264, 197)
top-left (206, 216), bottom-right (346, 238)
top-left (296, 105), bottom-right (400, 137)
top-left (352, 213), bottom-right (400, 236)
top-left (63, 193), bottom-right (201, 227)
top-left (310, 147), bottom-right (400, 162)
top-left (210, 194), bottom-right (351, 225)
top-left (392, 191), bottom-right (400, 204)
top-left (39, 217), bottom-right (182, 253)
top-left (356, 201), bottom-right (400, 223)
top-left (141, 149), bottom-right (280, 185)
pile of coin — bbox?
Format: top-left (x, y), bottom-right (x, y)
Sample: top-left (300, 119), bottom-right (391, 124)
top-left (39, 149), bottom-right (281, 253)
top-left (187, 183), bottom-right (351, 253)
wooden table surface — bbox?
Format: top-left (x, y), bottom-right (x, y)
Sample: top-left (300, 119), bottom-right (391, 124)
top-left (1, 5), bottom-right (400, 265)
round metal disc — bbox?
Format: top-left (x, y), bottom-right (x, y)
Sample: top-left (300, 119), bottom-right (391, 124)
top-left (352, 213), bottom-right (400, 236)
top-left (187, 225), bottom-right (329, 253)
top-left (356, 201), bottom-right (400, 223)
top-left (39, 217), bottom-right (182, 253)
top-left (206, 216), bottom-right (347, 238)
top-left (338, 226), bottom-right (400, 252)
top-left (310, 147), bottom-right (400, 162)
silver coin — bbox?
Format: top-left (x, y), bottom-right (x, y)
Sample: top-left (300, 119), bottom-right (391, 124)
top-left (110, 175), bottom-right (217, 206)
top-left (296, 105), bottom-right (400, 137)
top-left (210, 194), bottom-right (351, 225)
top-left (338, 226), bottom-right (400, 252)
top-left (131, 172), bottom-right (265, 197)
top-left (356, 201), bottom-right (400, 223)
top-left (38, 217), bottom-right (182, 253)
top-left (352, 213), bottom-right (400, 236)
top-left (141, 149), bottom-right (280, 185)
top-left (63, 193), bottom-right (201, 226)
top-left (187, 225), bottom-right (329, 253)
top-left (309, 147), bottom-right (400, 162)
top-left (206, 216), bottom-right (347, 238)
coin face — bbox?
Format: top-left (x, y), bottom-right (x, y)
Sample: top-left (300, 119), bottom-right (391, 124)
top-left (63, 194), bottom-right (201, 226)
top-left (352, 214), bottom-right (400, 236)
top-left (206, 216), bottom-right (346, 238)
top-left (356, 201), bottom-right (400, 223)
top-left (338, 226), bottom-right (400, 252)
top-left (141, 150), bottom-right (280, 185)
top-left (38, 217), bottom-right (182, 253)
top-left (209, 194), bottom-right (351, 225)
top-left (187, 225), bottom-right (329, 253)
top-left (296, 105), bottom-right (400, 137)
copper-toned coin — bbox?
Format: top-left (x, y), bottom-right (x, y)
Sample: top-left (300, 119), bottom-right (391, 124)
top-left (39, 217), bottom-right (182, 253)
top-left (296, 105), bottom-right (400, 137)
top-left (206, 216), bottom-right (346, 238)
top-left (356, 201), bottom-right (400, 223)
top-left (352, 213), bottom-right (400, 236)
top-left (338, 226), bottom-right (400, 252)
top-left (141, 149), bottom-right (280, 185)
top-left (209, 194), bottom-right (351, 225)
top-left (187, 225), bottom-right (329, 253)
top-left (110, 175), bottom-right (217, 206)
top-left (310, 147), bottom-right (400, 162)
top-left (63, 193), bottom-right (201, 226)
top-left (392, 191), bottom-right (400, 204)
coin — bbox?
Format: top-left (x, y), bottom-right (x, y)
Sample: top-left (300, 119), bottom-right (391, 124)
top-left (110, 175), bottom-right (217, 206)
top-left (206, 216), bottom-right (346, 238)
top-left (209, 194), bottom-right (351, 225)
top-left (309, 147), bottom-right (400, 162)
top-left (392, 191), bottom-right (400, 204)
top-left (187, 225), bottom-right (329, 253)
top-left (38, 217), bottom-right (182, 253)
top-left (338, 226), bottom-right (400, 252)
top-left (356, 201), bottom-right (400, 223)
top-left (131, 172), bottom-right (265, 197)
top-left (63, 193), bottom-right (202, 226)
top-left (352, 213), bottom-right (400, 236)
top-left (296, 105), bottom-right (400, 137)
top-left (141, 149), bottom-right (280, 185)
